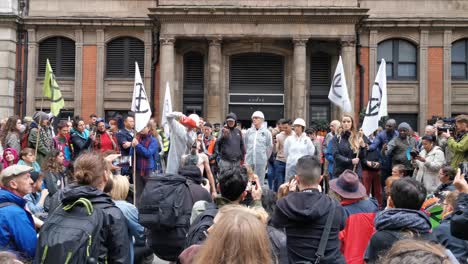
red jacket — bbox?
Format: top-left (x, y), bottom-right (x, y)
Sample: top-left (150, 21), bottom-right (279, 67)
top-left (339, 212), bottom-right (376, 264)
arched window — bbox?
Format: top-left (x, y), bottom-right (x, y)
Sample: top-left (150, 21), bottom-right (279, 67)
top-left (451, 39), bottom-right (468, 80)
top-left (106, 37), bottom-right (144, 78)
top-left (377, 39), bottom-right (417, 80)
top-left (38, 37), bottom-right (75, 77)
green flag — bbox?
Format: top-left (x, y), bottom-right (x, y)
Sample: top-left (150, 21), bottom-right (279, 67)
top-left (43, 59), bottom-right (64, 116)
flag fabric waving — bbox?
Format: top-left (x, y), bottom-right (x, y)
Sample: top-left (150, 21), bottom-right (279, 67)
top-left (161, 81), bottom-right (173, 137)
top-left (43, 59), bottom-right (64, 116)
top-left (328, 56), bottom-right (352, 113)
top-left (131, 62), bottom-right (152, 133)
top-left (361, 59), bottom-right (388, 137)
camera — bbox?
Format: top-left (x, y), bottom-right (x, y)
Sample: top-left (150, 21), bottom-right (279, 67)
top-left (437, 117), bottom-right (456, 133)
top-left (410, 149), bottom-right (420, 158)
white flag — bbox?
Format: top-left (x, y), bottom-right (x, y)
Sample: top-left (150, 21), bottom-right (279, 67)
top-left (361, 59), bottom-right (388, 137)
top-left (131, 62), bottom-right (152, 132)
top-left (328, 56), bottom-right (352, 113)
top-left (161, 81), bottom-right (173, 136)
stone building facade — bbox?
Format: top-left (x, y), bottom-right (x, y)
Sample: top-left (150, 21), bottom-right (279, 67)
top-left (1, 0), bottom-right (467, 131)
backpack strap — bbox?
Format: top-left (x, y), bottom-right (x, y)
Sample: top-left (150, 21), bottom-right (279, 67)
top-left (0, 202), bottom-right (17, 209)
top-left (314, 202), bottom-right (336, 264)
top-left (63, 198), bottom-right (94, 216)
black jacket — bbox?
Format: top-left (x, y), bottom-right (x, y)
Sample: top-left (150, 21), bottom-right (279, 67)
top-left (179, 166), bottom-right (212, 204)
top-left (433, 214), bottom-right (468, 263)
top-left (116, 129), bottom-right (134, 157)
top-left (452, 192), bottom-right (468, 240)
top-left (365, 208), bottom-right (435, 263)
top-left (271, 189), bottom-right (347, 264)
top-left (70, 132), bottom-right (92, 159)
top-left (332, 131), bottom-right (366, 178)
top-left (361, 136), bottom-right (380, 171)
top-left (215, 119), bottom-right (245, 162)
top-left (48, 184), bottom-right (131, 264)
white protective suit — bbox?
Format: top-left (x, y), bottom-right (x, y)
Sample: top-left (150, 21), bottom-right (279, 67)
top-left (165, 112), bottom-right (196, 174)
top-left (284, 132), bottom-right (315, 181)
top-left (244, 125), bottom-right (273, 186)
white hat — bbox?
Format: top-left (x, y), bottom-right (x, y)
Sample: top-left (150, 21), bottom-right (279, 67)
top-left (251, 111), bottom-right (265, 119)
top-left (188, 114), bottom-right (200, 126)
top-left (293, 118), bottom-right (306, 127)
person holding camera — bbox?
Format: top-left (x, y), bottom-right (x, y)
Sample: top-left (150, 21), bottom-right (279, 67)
top-left (413, 135), bottom-right (445, 194)
top-left (441, 114), bottom-right (468, 170)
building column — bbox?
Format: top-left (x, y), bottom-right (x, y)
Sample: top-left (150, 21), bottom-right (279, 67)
top-left (207, 36), bottom-right (222, 123)
top-left (143, 29), bottom-right (152, 96)
top-left (368, 30), bottom-right (378, 91)
top-left (159, 36), bottom-right (176, 116)
top-left (292, 38), bottom-right (308, 120)
top-left (341, 36), bottom-right (357, 114)
top-left (95, 29), bottom-right (105, 117)
top-left (443, 30), bottom-right (452, 117)
top-left (74, 28), bottom-right (83, 117)
top-left (26, 28), bottom-right (37, 115)
top-left (0, 23), bottom-right (17, 117)
top-left (419, 30), bottom-right (429, 132)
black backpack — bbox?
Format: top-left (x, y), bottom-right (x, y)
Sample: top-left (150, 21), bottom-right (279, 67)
top-left (139, 174), bottom-right (194, 261)
top-left (185, 202), bottom-right (218, 248)
top-left (35, 197), bottom-right (104, 264)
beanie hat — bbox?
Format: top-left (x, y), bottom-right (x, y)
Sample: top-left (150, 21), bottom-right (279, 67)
top-left (398, 122), bottom-right (411, 131)
top-left (32, 111), bottom-right (49, 124)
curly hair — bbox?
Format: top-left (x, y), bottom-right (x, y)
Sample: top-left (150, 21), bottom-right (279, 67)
top-left (41, 149), bottom-right (64, 174)
top-left (0, 116), bottom-right (20, 148)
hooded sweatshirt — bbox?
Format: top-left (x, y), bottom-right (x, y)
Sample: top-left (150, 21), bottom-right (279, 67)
top-left (272, 189), bottom-right (347, 264)
top-left (365, 208), bottom-right (435, 263)
top-left (45, 184), bottom-right (130, 264)
top-left (215, 113), bottom-right (245, 162)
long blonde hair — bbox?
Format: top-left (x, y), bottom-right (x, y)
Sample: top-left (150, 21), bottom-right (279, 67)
top-left (193, 205), bottom-right (272, 264)
top-left (341, 114), bottom-right (360, 153)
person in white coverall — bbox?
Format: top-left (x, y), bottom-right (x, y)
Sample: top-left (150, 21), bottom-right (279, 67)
top-left (244, 111), bottom-right (273, 187)
top-left (284, 118), bottom-right (315, 181)
top-left (165, 112), bottom-right (200, 174)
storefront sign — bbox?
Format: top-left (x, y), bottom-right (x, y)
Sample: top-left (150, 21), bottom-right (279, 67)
top-left (229, 93), bottom-right (284, 105)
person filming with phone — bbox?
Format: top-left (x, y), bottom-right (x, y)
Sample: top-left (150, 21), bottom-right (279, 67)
top-left (441, 114), bottom-right (468, 170)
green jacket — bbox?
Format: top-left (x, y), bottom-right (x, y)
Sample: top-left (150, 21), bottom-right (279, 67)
top-left (447, 133), bottom-right (468, 169)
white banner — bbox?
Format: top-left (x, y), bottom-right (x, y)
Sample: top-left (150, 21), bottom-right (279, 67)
top-left (362, 59), bottom-right (388, 137)
top-left (328, 56), bottom-right (352, 113)
top-left (131, 62), bottom-right (152, 132)
top-left (161, 81), bottom-right (173, 137)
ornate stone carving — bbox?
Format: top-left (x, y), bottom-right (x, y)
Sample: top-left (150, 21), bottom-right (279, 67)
top-left (340, 36), bottom-right (355, 47)
top-left (160, 36), bottom-right (175, 45)
top-left (208, 36), bottom-right (222, 46)
top-left (293, 38), bottom-right (308, 46)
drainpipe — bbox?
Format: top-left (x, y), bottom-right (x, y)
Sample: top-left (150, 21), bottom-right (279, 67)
top-left (356, 25), bottom-right (365, 113)
top-left (150, 25), bottom-right (160, 117)
top-left (15, 23), bottom-right (23, 116)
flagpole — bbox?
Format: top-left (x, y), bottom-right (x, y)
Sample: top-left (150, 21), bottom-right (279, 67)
top-left (35, 77), bottom-right (46, 158)
top-left (133, 139), bottom-right (137, 206)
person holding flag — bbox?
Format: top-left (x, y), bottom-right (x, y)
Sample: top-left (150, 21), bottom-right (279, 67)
top-left (130, 62), bottom-right (156, 205)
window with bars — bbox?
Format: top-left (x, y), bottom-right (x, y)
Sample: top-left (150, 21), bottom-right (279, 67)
top-left (309, 53), bottom-right (331, 123)
top-left (452, 39), bottom-right (468, 80)
top-left (377, 39), bottom-right (417, 80)
top-left (106, 37), bottom-right (144, 78)
top-left (38, 37), bottom-right (76, 78)
top-left (183, 52), bottom-right (205, 116)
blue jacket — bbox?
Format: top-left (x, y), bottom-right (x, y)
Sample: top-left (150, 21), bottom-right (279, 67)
top-left (343, 199), bottom-right (379, 218)
top-left (369, 130), bottom-right (398, 170)
top-left (325, 140), bottom-right (335, 179)
top-left (114, 200), bottom-right (146, 264)
top-left (131, 135), bottom-right (160, 177)
top-left (433, 214), bottom-right (468, 263)
top-left (0, 188), bottom-right (37, 260)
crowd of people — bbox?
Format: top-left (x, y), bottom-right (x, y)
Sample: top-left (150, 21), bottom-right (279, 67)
top-left (0, 109), bottom-right (467, 264)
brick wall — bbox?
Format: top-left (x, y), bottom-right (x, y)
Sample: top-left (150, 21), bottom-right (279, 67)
top-left (81, 45), bottom-right (97, 121)
top-left (356, 47), bottom-right (370, 123)
top-left (427, 47), bottom-right (443, 118)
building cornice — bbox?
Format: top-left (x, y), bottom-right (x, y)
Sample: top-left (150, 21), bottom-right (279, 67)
top-left (22, 17), bottom-right (153, 27)
top-left (149, 6), bottom-right (369, 24)
top-left (364, 17), bottom-right (468, 28)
